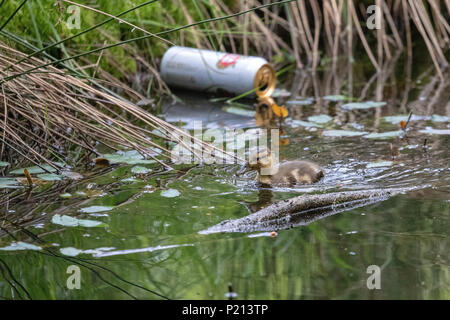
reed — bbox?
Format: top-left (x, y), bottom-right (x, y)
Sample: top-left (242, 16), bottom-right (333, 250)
top-left (1, 1), bottom-right (448, 85)
top-left (0, 41), bottom-right (235, 171)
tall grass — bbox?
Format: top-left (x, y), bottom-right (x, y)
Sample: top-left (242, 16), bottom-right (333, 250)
top-left (1, 0), bottom-right (448, 82)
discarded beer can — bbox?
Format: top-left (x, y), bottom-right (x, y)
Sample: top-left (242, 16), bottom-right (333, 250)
top-left (160, 46), bottom-right (276, 98)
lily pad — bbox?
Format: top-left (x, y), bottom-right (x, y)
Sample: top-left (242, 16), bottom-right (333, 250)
top-left (323, 130), bottom-right (368, 137)
top-left (419, 128), bottom-right (450, 135)
top-left (59, 246), bottom-right (115, 257)
top-left (323, 95), bottom-right (350, 102)
top-left (364, 131), bottom-right (404, 139)
top-left (10, 162), bottom-right (65, 175)
top-left (37, 173), bottom-right (62, 181)
top-left (288, 120), bottom-right (323, 128)
top-left (121, 177), bottom-right (140, 183)
top-left (286, 98), bottom-right (314, 106)
top-left (0, 161), bottom-right (9, 167)
top-left (431, 114), bottom-right (450, 123)
top-left (341, 101), bottom-right (386, 110)
top-left (383, 115), bottom-right (429, 124)
top-left (161, 188), bottom-right (180, 198)
top-left (51, 214), bottom-right (105, 228)
top-left (308, 114), bottom-right (333, 124)
top-left (60, 247), bottom-right (83, 257)
top-left (0, 241), bottom-right (42, 251)
top-left (62, 171), bottom-right (84, 180)
top-left (131, 166), bottom-right (151, 174)
top-left (271, 88), bottom-right (291, 98)
top-left (60, 193), bottom-right (72, 198)
top-left (79, 206), bottom-right (114, 214)
top-left (222, 106), bottom-right (256, 117)
top-left (0, 178), bottom-right (21, 189)
top-left (102, 151), bottom-right (157, 165)
top-left (366, 161), bottom-right (393, 168)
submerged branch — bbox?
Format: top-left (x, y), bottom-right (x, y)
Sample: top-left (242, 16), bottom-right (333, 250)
top-left (200, 187), bottom-right (423, 234)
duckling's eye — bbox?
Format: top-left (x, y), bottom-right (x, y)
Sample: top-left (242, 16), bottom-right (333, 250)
top-left (256, 157), bottom-right (260, 161)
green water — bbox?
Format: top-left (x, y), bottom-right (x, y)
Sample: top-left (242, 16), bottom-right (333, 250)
top-left (1, 57), bottom-right (449, 300)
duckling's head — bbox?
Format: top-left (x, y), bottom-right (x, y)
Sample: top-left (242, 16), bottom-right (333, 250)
top-left (248, 148), bottom-right (274, 171)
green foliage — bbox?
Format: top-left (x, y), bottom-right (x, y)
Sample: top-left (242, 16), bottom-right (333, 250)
top-left (1, 0), bottom-right (243, 78)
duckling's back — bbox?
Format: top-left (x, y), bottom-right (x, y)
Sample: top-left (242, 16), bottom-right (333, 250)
top-left (261, 160), bottom-right (324, 186)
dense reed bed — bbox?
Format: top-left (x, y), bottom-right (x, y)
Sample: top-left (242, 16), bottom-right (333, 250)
top-left (0, 41), bottom-right (229, 170)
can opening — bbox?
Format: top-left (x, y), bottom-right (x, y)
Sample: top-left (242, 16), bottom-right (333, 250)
top-left (254, 64), bottom-right (276, 98)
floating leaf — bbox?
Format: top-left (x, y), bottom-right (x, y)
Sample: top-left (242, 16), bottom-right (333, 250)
top-left (0, 178), bottom-right (21, 189)
top-left (366, 161), bottom-right (393, 168)
top-left (60, 247), bottom-right (83, 257)
top-left (59, 246), bottom-right (115, 257)
top-left (136, 98), bottom-right (155, 107)
top-left (0, 241), bottom-right (42, 251)
top-left (286, 98), bottom-right (314, 105)
top-left (431, 114), bottom-right (450, 123)
top-left (323, 130), bottom-right (368, 137)
top-left (222, 106), bottom-right (256, 117)
top-left (0, 161), bottom-right (9, 167)
top-left (131, 166), bottom-right (151, 174)
top-left (419, 128), bottom-right (450, 135)
top-left (161, 188), bottom-right (180, 198)
top-left (383, 114), bottom-right (429, 124)
top-left (121, 177), bottom-right (140, 183)
top-left (308, 114), bottom-right (333, 124)
top-left (51, 214), bottom-right (105, 227)
top-left (101, 152), bottom-right (156, 165)
top-left (383, 115), bottom-right (408, 124)
top-left (60, 193), bottom-right (72, 198)
top-left (121, 150), bottom-right (145, 159)
top-left (364, 131), bottom-right (404, 139)
top-left (349, 122), bottom-right (365, 130)
top-left (37, 173), bottom-right (62, 181)
top-left (271, 88), bottom-right (291, 98)
top-left (10, 162), bottom-right (64, 175)
top-left (323, 95), bottom-right (350, 102)
top-left (61, 171), bottom-right (83, 180)
top-left (341, 101), bottom-right (386, 110)
top-left (288, 120), bottom-right (323, 128)
top-left (79, 206), bottom-right (114, 214)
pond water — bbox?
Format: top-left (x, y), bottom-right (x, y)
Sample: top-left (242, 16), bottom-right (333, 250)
top-left (0, 55), bottom-right (449, 300)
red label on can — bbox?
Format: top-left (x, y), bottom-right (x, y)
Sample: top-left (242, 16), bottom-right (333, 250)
top-left (217, 53), bottom-right (240, 69)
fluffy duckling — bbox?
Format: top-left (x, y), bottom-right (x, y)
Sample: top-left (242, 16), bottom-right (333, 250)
top-left (248, 149), bottom-right (324, 187)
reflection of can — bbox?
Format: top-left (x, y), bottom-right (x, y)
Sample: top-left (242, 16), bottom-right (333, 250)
top-left (160, 46), bottom-right (276, 98)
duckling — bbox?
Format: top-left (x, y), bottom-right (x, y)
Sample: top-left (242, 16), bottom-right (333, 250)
top-left (248, 149), bottom-right (324, 187)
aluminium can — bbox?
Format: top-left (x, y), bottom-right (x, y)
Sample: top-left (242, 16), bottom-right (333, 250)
top-left (160, 46), bottom-right (276, 98)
